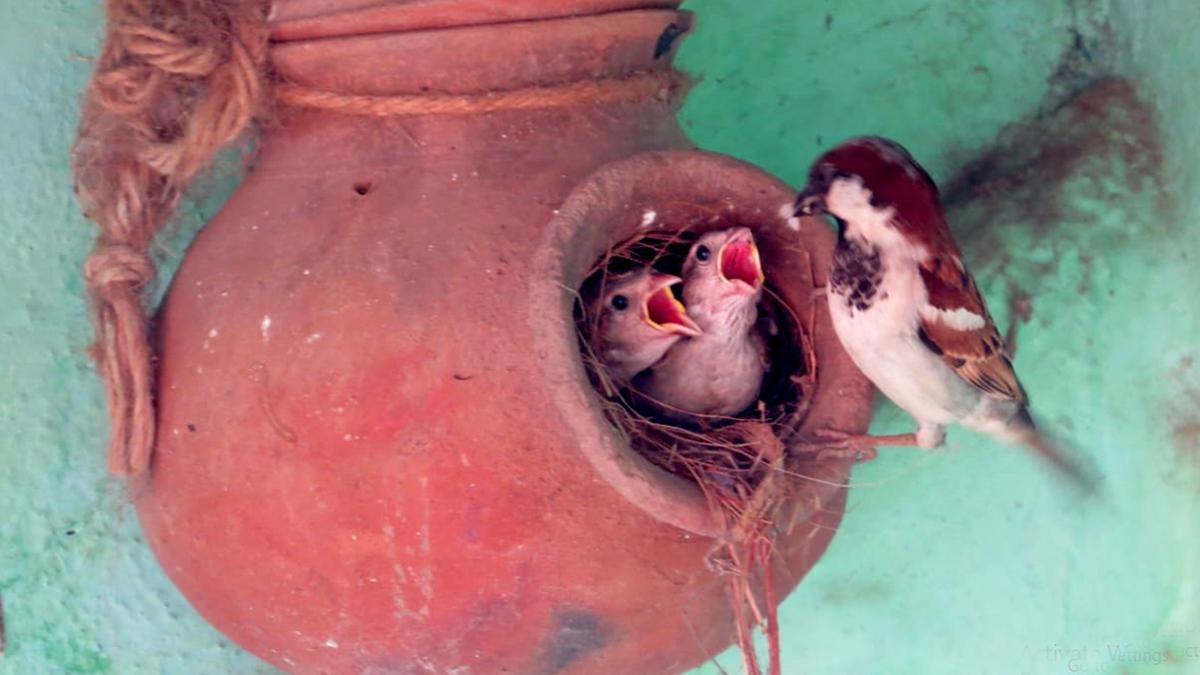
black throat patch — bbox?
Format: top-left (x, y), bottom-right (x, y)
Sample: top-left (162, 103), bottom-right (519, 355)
top-left (830, 237), bottom-right (883, 312)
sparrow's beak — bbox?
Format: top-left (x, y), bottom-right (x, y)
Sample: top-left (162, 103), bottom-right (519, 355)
top-left (718, 234), bottom-right (765, 292)
top-left (793, 186), bottom-right (826, 217)
top-left (644, 274), bottom-right (702, 337)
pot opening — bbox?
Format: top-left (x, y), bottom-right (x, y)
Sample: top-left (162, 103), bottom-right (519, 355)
top-left (574, 222), bottom-right (816, 530)
top-left (537, 150), bottom-right (869, 673)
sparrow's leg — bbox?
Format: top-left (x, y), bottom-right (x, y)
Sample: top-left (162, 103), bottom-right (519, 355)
top-left (795, 428), bottom-right (921, 462)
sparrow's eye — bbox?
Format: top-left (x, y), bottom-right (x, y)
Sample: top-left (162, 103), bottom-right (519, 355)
top-left (610, 294), bottom-right (629, 311)
top-left (694, 245), bottom-right (711, 262)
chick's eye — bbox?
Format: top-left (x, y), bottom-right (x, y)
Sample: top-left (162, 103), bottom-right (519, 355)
top-left (610, 294), bottom-right (629, 311)
top-left (694, 245), bottom-right (711, 262)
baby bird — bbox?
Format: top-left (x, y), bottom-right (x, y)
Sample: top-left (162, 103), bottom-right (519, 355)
top-left (591, 267), bottom-right (701, 384)
top-left (638, 227), bottom-right (768, 418)
top-left (794, 135), bottom-right (1095, 491)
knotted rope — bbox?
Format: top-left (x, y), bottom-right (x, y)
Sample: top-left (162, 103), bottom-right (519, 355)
top-left (73, 1), bottom-right (685, 475)
top-left (73, 0), bottom-right (271, 475)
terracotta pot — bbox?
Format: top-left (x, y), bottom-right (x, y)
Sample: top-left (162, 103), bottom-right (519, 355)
top-left (139, 2), bottom-right (872, 673)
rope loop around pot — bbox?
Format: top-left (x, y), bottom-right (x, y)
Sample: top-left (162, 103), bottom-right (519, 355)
top-left (275, 70), bottom-right (687, 117)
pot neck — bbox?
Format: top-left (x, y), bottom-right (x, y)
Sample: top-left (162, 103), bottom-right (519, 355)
top-left (270, 8), bottom-right (692, 98)
top-left (269, 0), bottom-right (683, 43)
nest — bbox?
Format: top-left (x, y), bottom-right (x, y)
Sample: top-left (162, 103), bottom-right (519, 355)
top-left (576, 227), bottom-right (817, 530)
top-left (575, 225), bottom-right (822, 675)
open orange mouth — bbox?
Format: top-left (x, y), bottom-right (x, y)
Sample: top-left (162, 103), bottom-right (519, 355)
top-left (719, 239), bottom-right (764, 291)
top-left (644, 278), bottom-right (701, 336)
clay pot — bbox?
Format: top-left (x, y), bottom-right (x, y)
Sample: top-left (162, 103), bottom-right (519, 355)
top-left (139, 2), bottom-right (871, 673)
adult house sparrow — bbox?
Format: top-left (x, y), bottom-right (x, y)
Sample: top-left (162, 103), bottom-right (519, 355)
top-left (638, 227), bottom-right (769, 419)
top-left (590, 267), bottom-right (702, 384)
top-left (794, 136), bottom-right (1095, 491)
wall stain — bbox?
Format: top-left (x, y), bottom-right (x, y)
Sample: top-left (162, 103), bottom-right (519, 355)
top-left (938, 77), bottom-right (1168, 322)
top-left (1004, 282), bottom-right (1033, 354)
top-left (946, 78), bottom-right (1164, 234)
top-left (1165, 357), bottom-right (1200, 493)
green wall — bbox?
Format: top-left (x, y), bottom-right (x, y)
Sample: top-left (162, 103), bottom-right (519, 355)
top-left (681, 1), bottom-right (1200, 673)
top-left (1, 1), bottom-right (1196, 674)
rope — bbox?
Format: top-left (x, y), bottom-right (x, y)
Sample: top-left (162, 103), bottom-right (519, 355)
top-left (275, 69), bottom-right (685, 117)
top-left (73, 0), bottom-right (271, 475)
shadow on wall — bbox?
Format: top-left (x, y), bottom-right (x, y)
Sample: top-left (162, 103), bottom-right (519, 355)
top-left (945, 77), bottom-right (1165, 282)
top-left (938, 77), bottom-right (1200, 494)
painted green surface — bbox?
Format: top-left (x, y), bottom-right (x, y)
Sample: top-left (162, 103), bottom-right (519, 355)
top-left (0, 1), bottom-right (1196, 674)
top-left (0, 2), bottom-right (275, 673)
top-left (679, 1), bottom-right (1200, 674)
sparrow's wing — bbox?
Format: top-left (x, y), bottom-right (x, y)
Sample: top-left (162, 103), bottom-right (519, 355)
top-left (916, 254), bottom-right (1028, 404)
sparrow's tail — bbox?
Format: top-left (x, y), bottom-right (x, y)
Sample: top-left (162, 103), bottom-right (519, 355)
top-left (1010, 408), bottom-right (1103, 497)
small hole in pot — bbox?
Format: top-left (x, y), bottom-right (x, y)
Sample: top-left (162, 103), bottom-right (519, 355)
top-left (574, 219), bottom-right (815, 527)
top-left (352, 181), bottom-right (372, 196)
top-left (654, 23), bottom-right (685, 59)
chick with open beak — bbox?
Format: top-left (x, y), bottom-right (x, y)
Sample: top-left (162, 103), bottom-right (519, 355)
top-left (591, 267), bottom-right (702, 384)
top-left (637, 227), bottom-right (769, 418)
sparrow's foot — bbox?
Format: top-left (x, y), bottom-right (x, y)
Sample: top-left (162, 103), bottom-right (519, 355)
top-left (810, 286), bottom-right (828, 303)
top-left (915, 423), bottom-right (946, 449)
top-left (795, 428), bottom-right (921, 462)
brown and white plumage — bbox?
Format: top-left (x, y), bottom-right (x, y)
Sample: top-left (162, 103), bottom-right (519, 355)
top-left (795, 136), bottom-right (1095, 490)
top-left (918, 253), bottom-right (1024, 402)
